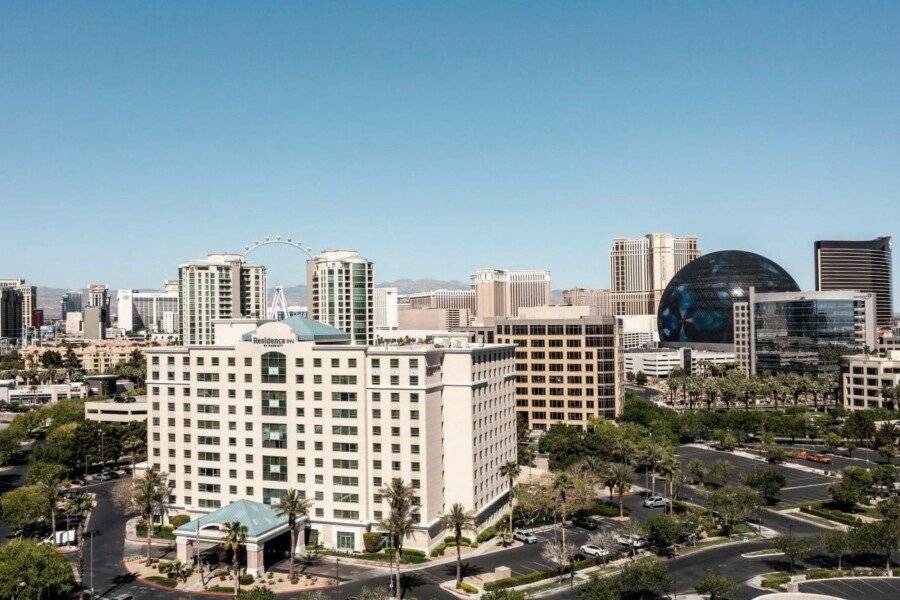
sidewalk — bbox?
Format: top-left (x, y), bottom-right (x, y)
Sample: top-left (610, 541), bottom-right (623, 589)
top-left (124, 516), bottom-right (176, 547)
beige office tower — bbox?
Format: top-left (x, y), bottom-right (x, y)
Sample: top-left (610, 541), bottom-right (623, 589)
top-left (562, 288), bottom-right (612, 316)
top-left (471, 268), bottom-right (551, 321)
top-left (610, 233), bottom-right (699, 315)
top-left (144, 317), bottom-right (515, 556)
top-left (495, 305), bottom-right (623, 429)
top-left (407, 289), bottom-right (475, 310)
top-left (0, 279), bottom-right (36, 331)
top-left (178, 253), bottom-right (267, 346)
top-left (306, 251), bottom-right (374, 345)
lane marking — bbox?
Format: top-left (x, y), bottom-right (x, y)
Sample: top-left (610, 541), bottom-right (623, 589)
top-left (780, 482), bottom-right (833, 490)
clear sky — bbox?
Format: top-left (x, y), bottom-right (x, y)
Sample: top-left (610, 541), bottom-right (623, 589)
top-left (1, 2), bottom-right (898, 300)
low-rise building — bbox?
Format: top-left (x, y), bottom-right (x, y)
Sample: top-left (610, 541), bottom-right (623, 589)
top-left (398, 307), bottom-right (472, 330)
top-left (842, 350), bottom-right (900, 411)
top-left (22, 339), bottom-right (158, 374)
top-left (624, 347), bottom-right (735, 379)
top-left (0, 382), bottom-right (87, 406)
top-left (144, 316), bottom-right (516, 553)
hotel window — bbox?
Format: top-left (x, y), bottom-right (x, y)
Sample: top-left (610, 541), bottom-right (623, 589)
top-left (262, 456), bottom-right (287, 482)
top-left (261, 352), bottom-right (286, 383)
top-left (261, 391), bottom-right (287, 416)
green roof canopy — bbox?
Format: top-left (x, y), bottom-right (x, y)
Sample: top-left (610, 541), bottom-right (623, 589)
top-left (174, 499), bottom-right (288, 539)
top-left (241, 316), bottom-right (350, 342)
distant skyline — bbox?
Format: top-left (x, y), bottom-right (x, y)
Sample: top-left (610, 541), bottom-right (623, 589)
top-left (2, 3), bottom-right (898, 305)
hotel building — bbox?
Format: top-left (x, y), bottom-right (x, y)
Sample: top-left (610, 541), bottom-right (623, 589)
top-left (144, 317), bottom-right (516, 552)
top-left (610, 233), bottom-right (699, 316)
top-left (0, 279), bottom-right (36, 333)
top-left (562, 288), bottom-right (612, 316)
top-left (842, 351), bottom-right (900, 411)
top-left (407, 289), bottom-right (476, 311)
top-left (471, 269), bottom-right (551, 321)
top-left (178, 254), bottom-right (267, 346)
top-left (815, 237), bottom-right (893, 327)
top-left (306, 250), bottom-right (374, 345)
top-left (118, 281), bottom-right (180, 334)
top-left (494, 305), bottom-right (623, 429)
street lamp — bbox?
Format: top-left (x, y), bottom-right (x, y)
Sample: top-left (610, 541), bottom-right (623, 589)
top-left (336, 557), bottom-right (340, 585)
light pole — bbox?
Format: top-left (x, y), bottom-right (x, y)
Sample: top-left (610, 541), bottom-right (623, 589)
top-left (336, 557), bottom-right (340, 585)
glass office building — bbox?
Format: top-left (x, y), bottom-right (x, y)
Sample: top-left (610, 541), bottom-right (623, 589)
top-left (734, 289), bottom-right (876, 375)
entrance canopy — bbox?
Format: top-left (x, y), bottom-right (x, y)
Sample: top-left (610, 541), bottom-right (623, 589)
top-left (174, 499), bottom-right (294, 545)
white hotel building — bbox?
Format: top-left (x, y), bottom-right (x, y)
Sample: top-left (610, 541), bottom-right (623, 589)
top-left (145, 316), bottom-right (516, 553)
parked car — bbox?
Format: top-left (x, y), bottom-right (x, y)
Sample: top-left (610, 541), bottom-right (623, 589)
top-left (513, 531), bottom-right (538, 544)
top-left (793, 450), bottom-right (832, 465)
top-left (95, 471), bottom-right (119, 481)
top-left (578, 544), bottom-right (610, 558)
top-left (642, 495), bottom-right (672, 508)
top-left (615, 534), bottom-right (648, 549)
top-left (573, 516), bottom-right (601, 530)
top-left (68, 478), bottom-right (85, 487)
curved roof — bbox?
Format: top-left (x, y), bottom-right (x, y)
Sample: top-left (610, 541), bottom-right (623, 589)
top-left (241, 316), bottom-right (350, 342)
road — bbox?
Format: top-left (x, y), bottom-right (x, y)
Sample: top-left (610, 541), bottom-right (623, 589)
top-left (0, 462), bottom-right (28, 542)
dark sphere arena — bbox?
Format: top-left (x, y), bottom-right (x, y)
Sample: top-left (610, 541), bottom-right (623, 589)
top-left (657, 250), bottom-right (800, 344)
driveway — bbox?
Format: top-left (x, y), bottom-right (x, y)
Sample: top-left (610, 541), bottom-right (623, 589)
top-left (800, 577), bottom-right (900, 600)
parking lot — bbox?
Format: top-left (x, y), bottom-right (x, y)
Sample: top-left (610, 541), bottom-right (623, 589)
top-left (677, 445), bottom-right (836, 506)
top-left (800, 577), bottom-right (900, 599)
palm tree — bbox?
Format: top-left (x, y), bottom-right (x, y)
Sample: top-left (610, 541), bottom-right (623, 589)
top-left (122, 432), bottom-right (145, 474)
top-left (641, 443), bottom-right (667, 495)
top-left (276, 490), bottom-right (313, 582)
top-left (380, 478), bottom-right (416, 598)
top-left (40, 479), bottom-right (66, 542)
top-left (129, 467), bottom-right (170, 564)
top-left (611, 463), bottom-right (634, 518)
top-left (551, 473), bottom-right (574, 548)
top-left (498, 461), bottom-right (520, 537)
top-left (66, 493), bottom-right (94, 598)
top-left (222, 521), bottom-right (248, 598)
top-left (440, 503), bottom-right (476, 586)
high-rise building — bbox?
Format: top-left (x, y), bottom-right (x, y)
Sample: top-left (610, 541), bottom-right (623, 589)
top-left (610, 234), bottom-right (699, 315)
top-left (82, 306), bottom-right (106, 340)
top-left (178, 253), bottom-right (267, 345)
top-left (495, 305), bottom-right (623, 429)
top-left (815, 237), bottom-right (893, 327)
top-left (373, 287), bottom-right (399, 330)
top-left (118, 280), bottom-right (180, 334)
top-left (86, 283), bottom-right (110, 327)
top-left (0, 288), bottom-right (23, 340)
top-left (471, 269), bottom-right (550, 321)
top-left (306, 250), bottom-right (374, 345)
top-left (406, 289), bottom-right (475, 311)
top-left (144, 317), bottom-right (515, 555)
top-left (562, 288), bottom-right (612, 316)
top-left (733, 288), bottom-right (876, 376)
top-left (0, 279), bottom-right (36, 332)
top-left (61, 290), bottom-right (83, 320)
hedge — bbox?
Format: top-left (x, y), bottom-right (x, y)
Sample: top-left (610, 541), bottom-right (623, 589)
top-left (445, 536), bottom-right (473, 545)
top-left (430, 543), bottom-right (447, 557)
top-left (483, 570), bottom-right (557, 591)
top-left (402, 548), bottom-right (426, 558)
top-left (477, 527), bottom-right (497, 543)
top-left (238, 574), bottom-right (254, 585)
top-left (363, 532), bottom-right (383, 553)
top-left (207, 585), bottom-right (234, 593)
top-left (800, 504), bottom-right (863, 527)
top-left (457, 581), bottom-right (479, 594)
top-left (170, 514), bottom-right (191, 528)
top-left (146, 575), bottom-right (178, 588)
top-left (136, 521), bottom-right (177, 540)
top-left (761, 573), bottom-right (790, 591)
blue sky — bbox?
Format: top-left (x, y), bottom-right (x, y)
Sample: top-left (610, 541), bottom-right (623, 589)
top-left (1, 2), bottom-right (898, 299)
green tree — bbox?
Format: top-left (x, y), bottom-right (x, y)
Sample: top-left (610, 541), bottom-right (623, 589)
top-left (852, 520), bottom-right (900, 572)
top-left (65, 493), bottom-right (93, 598)
top-left (0, 484), bottom-right (50, 532)
top-left (641, 513), bottom-right (682, 552)
top-left (687, 458), bottom-right (705, 485)
top-left (611, 462), bottom-right (635, 518)
top-left (440, 503), bottom-right (476, 586)
top-left (380, 478), bottom-right (416, 598)
top-left (635, 371), bottom-right (648, 386)
top-left (694, 573), bottom-right (737, 600)
top-left (817, 529), bottom-right (852, 570)
top-left (742, 467), bottom-right (786, 505)
top-left (0, 538), bottom-right (76, 599)
top-left (223, 521), bottom-right (248, 598)
top-left (822, 431), bottom-right (842, 453)
top-left (772, 534), bottom-right (811, 572)
top-left (872, 464), bottom-right (897, 494)
top-left (275, 489), bottom-right (313, 582)
top-left (617, 556), bottom-right (672, 599)
top-left (707, 460), bottom-right (734, 487)
top-left (828, 466), bottom-right (873, 511)
top-left (706, 486), bottom-right (760, 535)
top-left (130, 468), bottom-right (170, 564)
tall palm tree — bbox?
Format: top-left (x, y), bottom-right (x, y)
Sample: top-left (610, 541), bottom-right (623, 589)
top-left (40, 479), bottom-right (66, 542)
top-left (380, 478), bottom-right (416, 598)
top-left (222, 521), bottom-right (248, 598)
top-left (611, 463), bottom-right (634, 518)
top-left (498, 461), bottom-right (520, 537)
top-left (440, 503), bottom-right (476, 586)
top-left (129, 467), bottom-right (170, 564)
top-left (276, 490), bottom-right (313, 582)
top-left (641, 443), bottom-right (667, 495)
top-left (551, 472), bottom-right (575, 548)
top-left (66, 493), bottom-right (93, 599)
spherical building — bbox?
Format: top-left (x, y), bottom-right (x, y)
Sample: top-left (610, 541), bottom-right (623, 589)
top-left (657, 250), bottom-right (799, 345)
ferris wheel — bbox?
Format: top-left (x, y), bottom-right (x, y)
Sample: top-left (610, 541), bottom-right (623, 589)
top-left (243, 235), bottom-right (315, 319)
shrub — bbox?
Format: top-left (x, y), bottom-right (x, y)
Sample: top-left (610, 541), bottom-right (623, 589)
top-left (363, 532), bottom-right (383, 553)
top-left (457, 581), bottom-right (479, 594)
top-left (169, 514), bottom-right (191, 528)
top-left (238, 574), bottom-right (255, 585)
top-left (483, 571), bottom-right (554, 591)
top-left (206, 585), bottom-right (234, 593)
top-left (430, 543), bottom-right (447, 557)
top-left (800, 504), bottom-right (863, 527)
top-left (157, 560), bottom-right (173, 574)
top-left (761, 573), bottom-right (790, 591)
top-left (237, 587), bottom-right (276, 600)
top-left (146, 575), bottom-right (178, 587)
top-left (444, 536), bottom-right (473, 546)
top-left (477, 527), bottom-right (497, 543)
top-left (401, 548), bottom-right (425, 558)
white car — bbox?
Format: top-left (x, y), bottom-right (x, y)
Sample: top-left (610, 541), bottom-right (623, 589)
top-left (642, 495), bottom-right (672, 508)
top-left (578, 544), bottom-right (610, 558)
top-left (513, 531), bottom-right (538, 544)
top-left (615, 534), bottom-right (648, 549)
